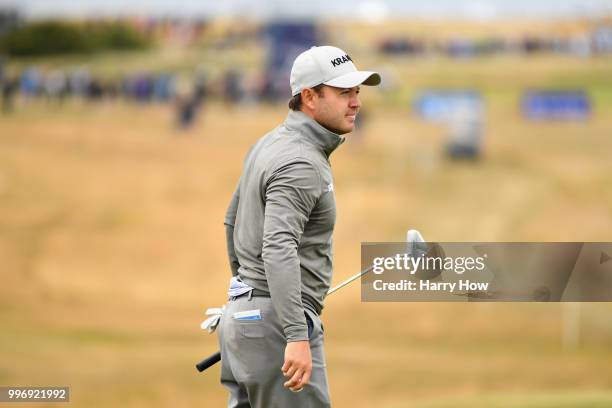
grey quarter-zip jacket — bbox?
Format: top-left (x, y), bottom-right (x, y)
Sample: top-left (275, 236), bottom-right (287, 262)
top-left (224, 109), bottom-right (344, 342)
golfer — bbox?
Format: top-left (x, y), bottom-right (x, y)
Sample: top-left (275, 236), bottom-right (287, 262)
top-left (219, 45), bottom-right (380, 407)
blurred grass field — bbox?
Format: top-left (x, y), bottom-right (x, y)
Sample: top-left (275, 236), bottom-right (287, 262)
top-left (2, 45), bottom-right (612, 407)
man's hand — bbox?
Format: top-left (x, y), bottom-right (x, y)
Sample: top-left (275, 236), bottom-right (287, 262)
top-left (281, 340), bottom-right (312, 392)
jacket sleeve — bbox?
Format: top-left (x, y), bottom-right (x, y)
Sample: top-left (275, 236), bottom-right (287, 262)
top-left (224, 184), bottom-right (241, 277)
top-left (262, 160), bottom-right (321, 342)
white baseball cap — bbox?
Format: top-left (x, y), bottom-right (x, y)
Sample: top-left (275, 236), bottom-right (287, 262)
top-left (290, 45), bottom-right (381, 96)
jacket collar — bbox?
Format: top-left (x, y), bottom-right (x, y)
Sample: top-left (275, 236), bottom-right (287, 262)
top-left (283, 110), bottom-right (345, 158)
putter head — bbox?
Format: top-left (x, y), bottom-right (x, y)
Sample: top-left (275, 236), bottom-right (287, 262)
top-left (406, 229), bottom-right (427, 258)
top-left (407, 229), bottom-right (424, 243)
top-left (407, 229), bottom-right (445, 279)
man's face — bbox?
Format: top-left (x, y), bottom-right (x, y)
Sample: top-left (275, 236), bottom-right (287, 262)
top-left (311, 86), bottom-right (361, 135)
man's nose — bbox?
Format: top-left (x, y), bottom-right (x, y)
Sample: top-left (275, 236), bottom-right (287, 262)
top-left (350, 94), bottom-right (361, 109)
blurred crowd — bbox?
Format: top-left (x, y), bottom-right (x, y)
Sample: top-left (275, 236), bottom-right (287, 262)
top-left (1, 68), bottom-right (175, 105)
top-left (379, 25), bottom-right (612, 58)
top-left (0, 62), bottom-right (288, 130)
top-left (2, 17), bottom-right (611, 134)
top-left (0, 65), bottom-right (287, 109)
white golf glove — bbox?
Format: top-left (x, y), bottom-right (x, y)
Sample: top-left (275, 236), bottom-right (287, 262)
top-left (200, 305), bottom-right (225, 333)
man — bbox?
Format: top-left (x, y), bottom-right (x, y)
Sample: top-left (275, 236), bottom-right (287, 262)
top-left (219, 45), bottom-right (380, 407)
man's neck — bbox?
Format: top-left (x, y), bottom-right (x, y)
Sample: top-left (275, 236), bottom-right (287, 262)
top-left (299, 108), bottom-right (346, 135)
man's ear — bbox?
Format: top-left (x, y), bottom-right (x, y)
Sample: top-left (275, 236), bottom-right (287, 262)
top-left (301, 88), bottom-right (318, 110)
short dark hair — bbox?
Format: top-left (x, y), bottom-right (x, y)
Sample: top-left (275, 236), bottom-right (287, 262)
top-left (288, 84), bottom-right (325, 111)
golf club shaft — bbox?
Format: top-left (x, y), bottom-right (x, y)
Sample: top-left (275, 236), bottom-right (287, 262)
top-left (195, 264), bottom-right (374, 373)
top-left (327, 265), bottom-right (373, 295)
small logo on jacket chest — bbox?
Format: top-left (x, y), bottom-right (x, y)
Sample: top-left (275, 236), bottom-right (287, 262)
top-left (327, 183), bottom-right (334, 192)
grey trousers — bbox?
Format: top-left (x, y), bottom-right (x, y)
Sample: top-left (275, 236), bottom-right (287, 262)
top-left (218, 295), bottom-right (331, 408)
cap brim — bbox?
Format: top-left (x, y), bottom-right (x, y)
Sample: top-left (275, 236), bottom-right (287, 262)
top-left (323, 71), bottom-right (381, 89)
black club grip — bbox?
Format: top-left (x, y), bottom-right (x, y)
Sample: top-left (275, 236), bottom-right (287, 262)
top-left (196, 351), bottom-right (221, 372)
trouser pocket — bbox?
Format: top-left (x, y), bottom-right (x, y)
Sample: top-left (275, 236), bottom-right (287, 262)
top-left (305, 311), bottom-right (314, 339)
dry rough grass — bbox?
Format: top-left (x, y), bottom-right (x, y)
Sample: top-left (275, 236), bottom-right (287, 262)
top-left (1, 53), bottom-right (612, 407)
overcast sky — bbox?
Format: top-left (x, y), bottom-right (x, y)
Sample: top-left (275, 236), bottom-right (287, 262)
top-left (1, 0), bottom-right (612, 20)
